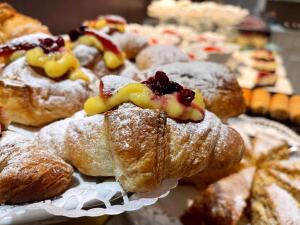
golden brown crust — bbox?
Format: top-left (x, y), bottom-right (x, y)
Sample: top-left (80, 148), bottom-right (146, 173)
top-left (0, 3), bottom-right (50, 44)
top-left (270, 94), bottom-right (289, 121)
top-left (250, 88), bottom-right (271, 115)
top-left (105, 104), bottom-right (168, 192)
top-left (34, 105), bottom-right (244, 193)
top-left (167, 111), bottom-right (244, 179)
top-left (0, 106), bottom-right (10, 131)
top-left (0, 57), bottom-right (97, 126)
top-left (289, 95), bottom-right (300, 125)
top-left (0, 131), bottom-right (73, 204)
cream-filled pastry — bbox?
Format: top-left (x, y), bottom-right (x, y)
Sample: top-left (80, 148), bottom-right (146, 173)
top-left (0, 33), bottom-right (98, 126)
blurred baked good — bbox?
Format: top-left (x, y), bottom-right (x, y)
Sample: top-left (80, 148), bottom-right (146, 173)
top-left (0, 33), bottom-right (98, 126)
top-left (269, 93), bottom-right (289, 121)
top-left (0, 3), bottom-right (50, 44)
top-left (181, 167), bottom-right (256, 225)
top-left (182, 129), bottom-right (300, 225)
top-left (289, 95), bottom-right (300, 125)
top-left (250, 88), bottom-right (270, 115)
top-left (135, 44), bottom-right (189, 70)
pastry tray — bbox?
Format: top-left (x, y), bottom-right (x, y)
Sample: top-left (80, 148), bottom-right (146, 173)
top-left (0, 124), bottom-right (178, 225)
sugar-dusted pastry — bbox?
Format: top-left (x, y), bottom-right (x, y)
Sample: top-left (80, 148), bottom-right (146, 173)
top-left (0, 3), bottom-right (50, 44)
top-left (69, 26), bottom-right (131, 78)
top-left (82, 15), bottom-right (148, 59)
top-left (135, 44), bottom-right (189, 70)
top-left (269, 93), bottom-right (289, 121)
top-left (181, 167), bottom-right (256, 225)
top-left (0, 108), bottom-right (73, 204)
top-left (0, 33), bottom-right (98, 126)
top-left (289, 95), bottom-right (300, 125)
top-left (33, 73), bottom-right (245, 192)
top-left (250, 88), bottom-right (270, 115)
top-left (145, 61), bottom-right (245, 120)
top-left (251, 168), bottom-right (300, 225)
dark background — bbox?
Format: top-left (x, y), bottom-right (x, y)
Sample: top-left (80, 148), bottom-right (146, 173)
top-left (4, 0), bottom-right (151, 34)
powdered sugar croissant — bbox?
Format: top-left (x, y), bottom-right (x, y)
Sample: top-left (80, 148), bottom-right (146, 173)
top-left (0, 107), bottom-right (73, 204)
top-left (33, 75), bottom-right (244, 192)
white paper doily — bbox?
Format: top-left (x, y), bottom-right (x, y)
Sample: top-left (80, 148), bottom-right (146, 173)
top-left (0, 172), bottom-right (177, 225)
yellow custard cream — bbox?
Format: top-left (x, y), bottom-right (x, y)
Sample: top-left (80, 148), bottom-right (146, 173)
top-left (84, 78), bottom-right (205, 122)
top-left (75, 35), bottom-right (125, 69)
top-left (25, 47), bottom-right (89, 81)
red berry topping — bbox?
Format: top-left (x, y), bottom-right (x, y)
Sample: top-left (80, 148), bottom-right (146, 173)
top-left (142, 71), bottom-right (196, 106)
top-left (178, 89), bottom-right (195, 106)
top-left (0, 36), bottom-right (65, 57)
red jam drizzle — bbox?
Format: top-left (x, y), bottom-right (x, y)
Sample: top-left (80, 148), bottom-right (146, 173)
top-left (69, 26), bottom-right (122, 55)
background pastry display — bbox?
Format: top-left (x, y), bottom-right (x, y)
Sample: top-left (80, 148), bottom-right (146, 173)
top-left (242, 88), bottom-right (300, 125)
top-left (227, 49), bottom-right (293, 95)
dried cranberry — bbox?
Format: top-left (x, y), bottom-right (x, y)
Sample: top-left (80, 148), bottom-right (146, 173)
top-left (142, 71), bottom-right (194, 102)
top-left (178, 89), bottom-right (195, 106)
top-left (68, 26), bottom-right (86, 41)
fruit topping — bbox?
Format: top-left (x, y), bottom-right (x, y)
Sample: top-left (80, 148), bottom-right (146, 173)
top-left (84, 73), bottom-right (205, 122)
top-left (0, 36), bottom-right (65, 57)
top-left (69, 26), bottom-right (125, 69)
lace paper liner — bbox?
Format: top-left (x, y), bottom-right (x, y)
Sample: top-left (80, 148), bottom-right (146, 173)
top-left (0, 170), bottom-right (177, 225)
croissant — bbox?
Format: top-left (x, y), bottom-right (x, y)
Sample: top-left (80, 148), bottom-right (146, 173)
top-left (0, 108), bottom-right (73, 204)
top-left (33, 75), bottom-right (245, 192)
top-left (0, 3), bottom-right (50, 44)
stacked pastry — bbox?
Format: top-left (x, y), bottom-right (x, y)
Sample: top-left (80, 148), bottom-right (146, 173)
top-left (227, 49), bottom-right (292, 95)
top-left (0, 4), bottom-right (246, 206)
top-left (181, 132), bottom-right (300, 225)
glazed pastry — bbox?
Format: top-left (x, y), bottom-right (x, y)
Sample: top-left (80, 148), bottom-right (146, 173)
top-left (269, 93), bottom-right (289, 121)
top-left (135, 44), bottom-right (189, 70)
top-left (289, 95), bottom-right (300, 125)
top-left (33, 74), bottom-right (245, 192)
top-left (82, 15), bottom-right (148, 59)
top-left (0, 33), bottom-right (98, 126)
top-left (242, 88), bottom-right (252, 110)
top-left (0, 3), bottom-right (50, 44)
top-left (0, 108), bottom-right (73, 204)
top-left (250, 88), bottom-right (270, 115)
top-left (181, 167), bottom-right (256, 225)
top-left (144, 61), bottom-right (245, 120)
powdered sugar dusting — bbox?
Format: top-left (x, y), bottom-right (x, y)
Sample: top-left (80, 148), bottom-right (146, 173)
top-left (73, 44), bottom-right (99, 67)
top-left (101, 75), bottom-right (137, 95)
top-left (0, 57), bottom-right (98, 117)
top-left (266, 184), bottom-right (300, 225)
top-left (5, 33), bottom-right (52, 47)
